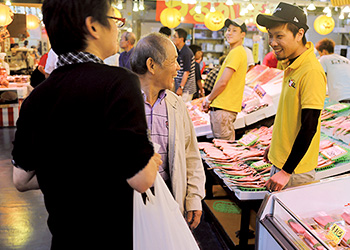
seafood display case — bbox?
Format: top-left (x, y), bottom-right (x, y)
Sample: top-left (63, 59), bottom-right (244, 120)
top-left (256, 174), bottom-right (350, 250)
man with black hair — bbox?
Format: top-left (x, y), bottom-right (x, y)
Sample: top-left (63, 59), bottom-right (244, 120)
top-left (172, 28), bottom-right (196, 102)
top-left (11, 0), bottom-right (161, 248)
top-left (316, 38), bottom-right (350, 103)
top-left (257, 2), bottom-right (326, 191)
top-left (159, 26), bottom-right (171, 38)
top-left (202, 18), bottom-right (247, 140)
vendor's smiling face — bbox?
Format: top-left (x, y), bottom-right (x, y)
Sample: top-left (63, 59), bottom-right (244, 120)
top-left (268, 23), bottom-right (304, 60)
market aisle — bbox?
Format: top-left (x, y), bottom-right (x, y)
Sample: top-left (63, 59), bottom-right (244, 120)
top-left (0, 128), bottom-right (51, 250)
top-left (0, 128), bottom-right (226, 250)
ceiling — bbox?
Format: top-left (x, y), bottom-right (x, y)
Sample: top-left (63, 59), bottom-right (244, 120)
top-left (2, 0), bottom-right (340, 9)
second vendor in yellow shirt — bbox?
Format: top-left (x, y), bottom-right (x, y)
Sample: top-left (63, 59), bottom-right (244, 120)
top-left (202, 18), bottom-right (247, 140)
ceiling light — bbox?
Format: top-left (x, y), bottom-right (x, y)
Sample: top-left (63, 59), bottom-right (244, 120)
top-left (226, 0), bottom-right (233, 6)
top-left (116, 0), bottom-right (123, 10)
top-left (247, 3), bottom-right (255, 10)
top-left (339, 12), bottom-right (345, 19)
top-left (323, 6), bottom-right (331, 13)
top-left (210, 2), bottom-right (215, 12)
top-left (343, 6), bottom-right (350, 13)
top-left (5, 0), bottom-right (11, 6)
top-left (133, 1), bottom-right (138, 12)
top-left (307, 2), bottom-right (316, 11)
top-left (139, 0), bottom-right (144, 11)
top-left (240, 7), bottom-right (248, 16)
top-left (195, 4), bottom-right (201, 14)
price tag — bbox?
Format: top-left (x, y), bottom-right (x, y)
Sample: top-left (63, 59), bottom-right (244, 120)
top-left (254, 84), bottom-right (266, 99)
top-left (238, 133), bottom-right (259, 146)
top-left (321, 145), bottom-right (347, 160)
top-left (326, 223), bottom-right (346, 245)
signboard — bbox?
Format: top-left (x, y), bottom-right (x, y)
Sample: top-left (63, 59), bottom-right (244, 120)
top-left (156, 1), bottom-right (269, 25)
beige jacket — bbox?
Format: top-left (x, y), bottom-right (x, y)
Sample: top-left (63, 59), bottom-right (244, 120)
top-left (164, 90), bottom-right (206, 214)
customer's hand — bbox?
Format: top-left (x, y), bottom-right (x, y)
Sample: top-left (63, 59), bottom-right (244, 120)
top-left (186, 210), bottom-right (202, 230)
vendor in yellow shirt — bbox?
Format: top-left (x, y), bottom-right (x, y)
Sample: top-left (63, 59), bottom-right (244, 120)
top-left (256, 2), bottom-right (326, 191)
top-left (202, 18), bottom-right (247, 140)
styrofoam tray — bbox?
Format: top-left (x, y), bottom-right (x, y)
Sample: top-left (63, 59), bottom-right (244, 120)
top-left (244, 104), bottom-right (276, 126)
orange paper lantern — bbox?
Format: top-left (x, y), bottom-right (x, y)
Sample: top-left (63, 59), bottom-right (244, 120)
top-left (204, 11), bottom-right (225, 31)
top-left (26, 14), bottom-right (40, 30)
top-left (0, 4), bottom-right (13, 27)
top-left (314, 15), bottom-right (335, 35)
top-left (114, 8), bottom-right (122, 18)
top-left (160, 8), bottom-right (181, 29)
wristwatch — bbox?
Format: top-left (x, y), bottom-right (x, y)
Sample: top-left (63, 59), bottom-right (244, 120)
top-left (179, 85), bottom-right (184, 90)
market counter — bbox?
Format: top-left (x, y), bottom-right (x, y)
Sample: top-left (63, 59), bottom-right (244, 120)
top-left (256, 173), bottom-right (350, 250)
top-left (0, 81), bottom-right (32, 127)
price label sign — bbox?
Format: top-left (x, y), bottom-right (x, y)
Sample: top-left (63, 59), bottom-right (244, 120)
top-left (326, 223), bottom-right (346, 245)
top-left (254, 84), bottom-right (266, 99)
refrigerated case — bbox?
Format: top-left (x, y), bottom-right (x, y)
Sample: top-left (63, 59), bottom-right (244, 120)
top-left (256, 174), bottom-right (350, 250)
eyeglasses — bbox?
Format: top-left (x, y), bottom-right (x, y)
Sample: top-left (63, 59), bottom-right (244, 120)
top-left (106, 16), bottom-right (126, 28)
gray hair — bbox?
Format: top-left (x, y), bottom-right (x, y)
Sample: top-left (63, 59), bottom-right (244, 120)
top-left (130, 33), bottom-right (170, 75)
top-left (123, 32), bottom-right (136, 45)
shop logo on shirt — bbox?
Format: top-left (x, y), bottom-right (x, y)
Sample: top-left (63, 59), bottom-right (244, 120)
top-left (288, 78), bottom-right (296, 89)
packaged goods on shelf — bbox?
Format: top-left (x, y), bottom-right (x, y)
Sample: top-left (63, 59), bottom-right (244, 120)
top-left (257, 174), bottom-right (350, 250)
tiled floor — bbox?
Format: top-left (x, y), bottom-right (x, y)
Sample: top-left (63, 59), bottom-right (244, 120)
top-left (0, 128), bottom-right (52, 250)
top-left (0, 127), bottom-right (226, 250)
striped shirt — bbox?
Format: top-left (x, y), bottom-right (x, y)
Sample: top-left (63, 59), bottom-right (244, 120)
top-left (174, 45), bottom-right (196, 95)
top-left (143, 90), bottom-right (169, 181)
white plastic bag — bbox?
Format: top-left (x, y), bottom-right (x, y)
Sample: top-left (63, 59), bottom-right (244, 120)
top-left (133, 172), bottom-right (199, 250)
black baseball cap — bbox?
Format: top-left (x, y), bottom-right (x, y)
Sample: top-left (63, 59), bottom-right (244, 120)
top-left (256, 2), bottom-right (309, 32)
top-left (225, 18), bottom-right (247, 33)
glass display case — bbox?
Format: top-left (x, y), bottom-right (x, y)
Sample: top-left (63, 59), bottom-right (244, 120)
top-left (256, 174), bottom-right (350, 250)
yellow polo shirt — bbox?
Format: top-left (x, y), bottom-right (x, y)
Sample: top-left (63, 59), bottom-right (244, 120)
top-left (268, 42), bottom-right (326, 174)
top-left (211, 45), bottom-right (247, 112)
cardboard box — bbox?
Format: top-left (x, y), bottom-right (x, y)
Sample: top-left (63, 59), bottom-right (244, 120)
top-left (0, 104), bottom-right (20, 127)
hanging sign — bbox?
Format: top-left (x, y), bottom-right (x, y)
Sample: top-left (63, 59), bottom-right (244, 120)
top-left (156, 1), bottom-right (239, 24)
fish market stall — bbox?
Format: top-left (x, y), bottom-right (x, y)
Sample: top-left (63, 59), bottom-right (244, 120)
top-left (200, 122), bottom-right (350, 248)
top-left (188, 65), bottom-right (283, 137)
top-left (256, 174), bottom-right (350, 250)
top-left (0, 75), bottom-right (32, 127)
